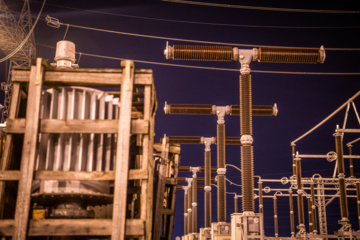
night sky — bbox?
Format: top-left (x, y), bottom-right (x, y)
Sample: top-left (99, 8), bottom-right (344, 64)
top-left (1, 0), bottom-right (360, 238)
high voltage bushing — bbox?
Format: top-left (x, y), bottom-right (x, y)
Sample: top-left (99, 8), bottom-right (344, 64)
top-left (166, 136), bottom-right (242, 145)
top-left (164, 103), bottom-right (278, 116)
top-left (164, 44), bottom-right (325, 64)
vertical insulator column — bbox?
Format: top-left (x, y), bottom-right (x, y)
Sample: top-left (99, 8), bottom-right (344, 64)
top-left (356, 183), bottom-right (360, 230)
top-left (292, 144), bottom-right (296, 176)
top-left (184, 187), bottom-right (189, 235)
top-left (289, 190), bottom-right (295, 237)
top-left (234, 195), bottom-right (238, 213)
top-left (334, 132), bottom-right (349, 222)
top-left (307, 197), bottom-right (313, 233)
top-left (204, 142), bottom-right (212, 228)
top-left (188, 181), bottom-right (193, 233)
top-left (192, 169), bottom-right (198, 233)
top-left (259, 181), bottom-right (264, 214)
top-left (240, 73), bottom-right (254, 213)
top-left (295, 156), bottom-right (305, 230)
top-left (274, 196), bottom-right (279, 237)
top-left (310, 183), bottom-right (318, 233)
top-left (348, 145), bottom-right (354, 177)
top-left (217, 121), bottom-right (227, 222)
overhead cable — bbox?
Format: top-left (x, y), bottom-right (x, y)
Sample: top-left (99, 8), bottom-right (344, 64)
top-left (44, 18), bottom-right (360, 51)
top-left (37, 43), bottom-right (360, 75)
top-left (32, 1), bottom-right (360, 29)
top-left (161, 0), bottom-right (360, 14)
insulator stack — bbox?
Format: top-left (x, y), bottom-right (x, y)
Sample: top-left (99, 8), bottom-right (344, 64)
top-left (274, 196), bottom-right (278, 237)
top-left (215, 136), bottom-right (242, 145)
top-left (307, 198), bottom-right (313, 233)
top-left (217, 175), bottom-right (226, 222)
top-left (258, 182), bottom-right (263, 214)
top-left (356, 183), bottom-right (360, 230)
top-left (169, 45), bottom-right (234, 61)
top-left (348, 146), bottom-right (354, 177)
top-left (310, 184), bottom-right (318, 233)
top-left (241, 145), bottom-right (254, 212)
top-left (184, 188), bottom-right (188, 235)
top-left (217, 123), bottom-right (226, 222)
top-left (168, 136), bottom-right (202, 144)
top-left (205, 150), bottom-right (211, 228)
top-left (258, 46), bottom-right (325, 64)
top-left (230, 105), bottom-right (277, 116)
top-left (192, 176), bottom-right (197, 233)
top-left (188, 184), bottom-right (193, 232)
top-left (234, 196), bottom-right (238, 213)
top-left (289, 191), bottom-right (295, 236)
top-left (295, 157), bottom-right (305, 227)
top-left (334, 132), bottom-right (349, 220)
top-left (240, 74), bottom-right (253, 135)
top-left (292, 145), bottom-right (296, 176)
top-left (164, 103), bottom-right (214, 115)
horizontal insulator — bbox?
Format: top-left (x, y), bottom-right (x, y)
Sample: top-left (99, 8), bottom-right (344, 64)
top-left (230, 105), bottom-right (277, 116)
top-left (224, 137), bottom-right (241, 145)
top-left (258, 47), bottom-right (325, 64)
top-left (165, 104), bottom-right (214, 114)
top-left (172, 45), bottom-right (234, 61)
top-left (168, 136), bottom-right (202, 144)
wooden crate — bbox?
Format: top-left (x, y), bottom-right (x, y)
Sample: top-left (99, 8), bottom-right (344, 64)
top-left (0, 58), bottom-right (156, 240)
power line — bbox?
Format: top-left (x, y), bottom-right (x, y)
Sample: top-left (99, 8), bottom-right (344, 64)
top-left (31, 0), bottom-right (360, 29)
top-left (37, 43), bottom-right (360, 75)
top-left (44, 18), bottom-right (360, 51)
top-left (161, 0), bottom-right (360, 14)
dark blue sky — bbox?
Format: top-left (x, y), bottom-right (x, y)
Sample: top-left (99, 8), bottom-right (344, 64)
top-left (1, 0), bottom-right (360, 238)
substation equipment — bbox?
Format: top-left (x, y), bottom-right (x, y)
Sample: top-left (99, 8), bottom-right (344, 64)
top-left (161, 43), bottom-right (360, 240)
top-left (0, 40), bottom-right (181, 240)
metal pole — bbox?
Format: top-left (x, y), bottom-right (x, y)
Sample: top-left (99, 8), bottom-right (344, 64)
top-left (259, 181), bottom-right (264, 214)
top-left (311, 183), bottom-right (318, 234)
top-left (274, 195), bottom-right (279, 237)
top-left (289, 190), bottom-right (295, 237)
top-left (307, 197), bottom-right (313, 233)
top-left (295, 156), bottom-right (305, 233)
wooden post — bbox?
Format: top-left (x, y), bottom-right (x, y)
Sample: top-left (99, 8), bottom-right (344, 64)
top-left (14, 58), bottom-right (44, 240)
top-left (111, 60), bottom-right (135, 240)
top-left (0, 82), bottom-right (21, 217)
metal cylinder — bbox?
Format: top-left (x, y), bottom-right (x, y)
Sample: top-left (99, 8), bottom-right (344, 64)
top-left (164, 103), bottom-right (214, 115)
top-left (307, 197), bottom-right (313, 233)
top-left (234, 196), bottom-right (238, 213)
top-left (334, 132), bottom-right (349, 220)
top-left (167, 45), bottom-right (234, 61)
top-left (54, 40), bottom-right (76, 68)
top-left (192, 176), bottom-right (197, 233)
top-left (188, 184), bottom-right (193, 233)
top-left (310, 184), bottom-right (318, 233)
top-left (289, 191), bottom-right (295, 236)
top-left (168, 136), bottom-right (202, 144)
top-left (259, 182), bottom-right (263, 214)
top-left (258, 46), bottom-right (325, 64)
top-left (230, 105), bottom-right (277, 116)
top-left (348, 146), bottom-right (354, 177)
top-left (274, 196), bottom-right (278, 237)
top-left (184, 188), bottom-right (188, 235)
top-left (204, 149), bottom-right (212, 228)
top-left (295, 157), bottom-right (305, 227)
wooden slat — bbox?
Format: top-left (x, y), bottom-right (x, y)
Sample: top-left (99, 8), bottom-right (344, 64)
top-left (6, 118), bottom-right (149, 134)
top-left (14, 58), bottom-right (44, 240)
top-left (0, 170), bottom-right (20, 180)
top-left (112, 60), bottom-right (135, 240)
top-left (0, 219), bottom-right (144, 236)
top-left (12, 68), bottom-right (153, 86)
top-left (162, 208), bottom-right (175, 216)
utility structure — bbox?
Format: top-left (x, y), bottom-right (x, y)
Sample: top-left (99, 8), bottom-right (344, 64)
top-left (0, 0), bottom-right (36, 122)
top-left (164, 43), bottom-right (325, 239)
